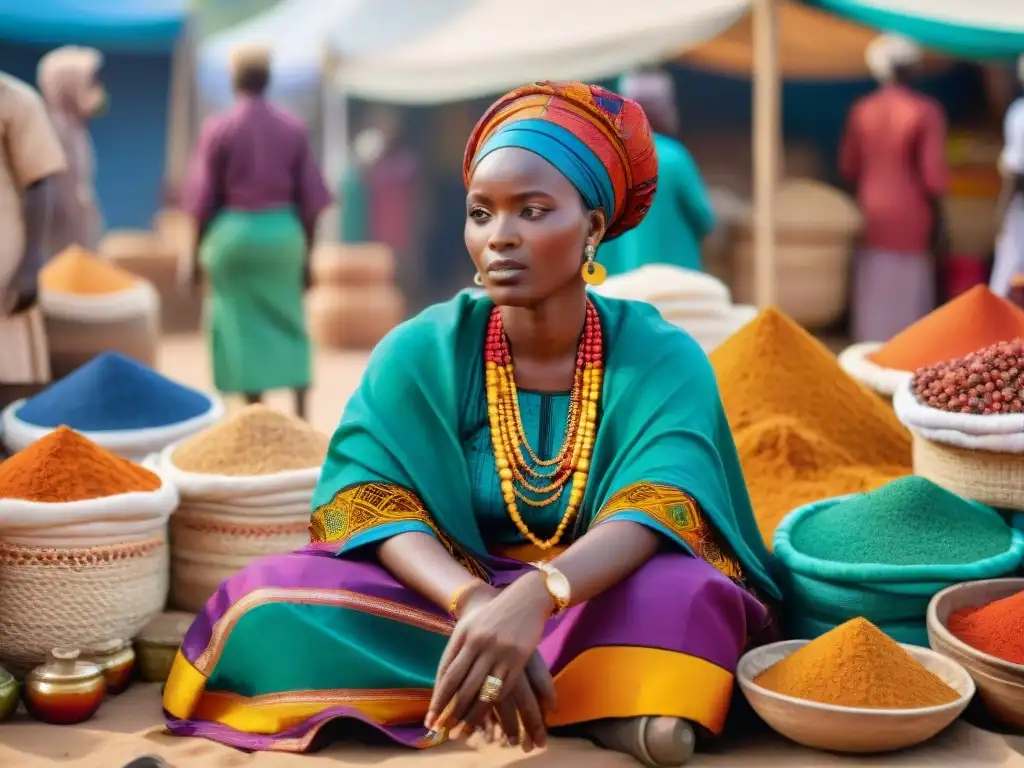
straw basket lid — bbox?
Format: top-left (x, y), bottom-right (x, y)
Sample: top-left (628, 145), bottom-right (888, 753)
top-left (737, 639), bottom-right (974, 754)
top-left (742, 178), bottom-right (862, 235)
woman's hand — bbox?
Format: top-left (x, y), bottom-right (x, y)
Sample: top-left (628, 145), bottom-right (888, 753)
top-left (490, 651), bottom-right (556, 752)
top-left (426, 572), bottom-right (554, 742)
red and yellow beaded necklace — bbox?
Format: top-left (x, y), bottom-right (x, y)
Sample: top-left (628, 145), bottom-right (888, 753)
top-left (483, 300), bottom-right (603, 550)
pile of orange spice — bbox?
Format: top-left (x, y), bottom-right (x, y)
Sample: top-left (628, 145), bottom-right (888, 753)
top-left (948, 591), bottom-right (1024, 665)
top-left (0, 427), bottom-right (161, 502)
top-left (868, 285), bottom-right (1024, 372)
top-left (755, 618), bottom-right (959, 709)
top-left (710, 308), bottom-right (911, 546)
top-left (39, 245), bottom-right (139, 295)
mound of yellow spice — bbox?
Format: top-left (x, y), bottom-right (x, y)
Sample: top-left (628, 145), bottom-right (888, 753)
top-left (40, 245), bottom-right (139, 295)
top-left (172, 404), bottom-right (329, 476)
top-left (710, 308), bottom-right (911, 545)
top-left (0, 426), bottom-right (161, 502)
top-left (754, 618), bottom-right (959, 709)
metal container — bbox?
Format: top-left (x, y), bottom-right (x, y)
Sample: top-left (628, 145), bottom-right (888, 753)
top-left (23, 648), bottom-right (105, 724)
top-left (85, 638), bottom-right (136, 695)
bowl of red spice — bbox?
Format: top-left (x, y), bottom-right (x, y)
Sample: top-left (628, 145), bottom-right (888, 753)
top-left (738, 618), bottom-right (974, 754)
top-left (928, 578), bottom-right (1024, 728)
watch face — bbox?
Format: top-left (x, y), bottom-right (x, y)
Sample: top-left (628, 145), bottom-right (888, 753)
top-left (547, 570), bottom-right (571, 602)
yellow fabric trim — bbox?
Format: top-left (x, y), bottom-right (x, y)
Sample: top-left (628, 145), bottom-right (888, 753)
top-left (309, 481), bottom-right (487, 580)
top-left (549, 646), bottom-right (734, 734)
top-left (192, 688), bottom-right (432, 734)
top-left (163, 650), bottom-right (208, 720)
top-left (593, 482), bottom-right (746, 582)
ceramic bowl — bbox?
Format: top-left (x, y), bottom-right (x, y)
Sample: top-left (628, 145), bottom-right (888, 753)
top-left (737, 639), bottom-right (974, 753)
top-left (927, 578), bottom-right (1024, 729)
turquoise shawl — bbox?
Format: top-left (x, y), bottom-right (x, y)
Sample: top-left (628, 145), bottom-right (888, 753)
top-left (314, 292), bottom-right (780, 599)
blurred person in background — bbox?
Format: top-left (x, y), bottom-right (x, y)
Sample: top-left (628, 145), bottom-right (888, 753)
top-left (840, 34), bottom-right (949, 342)
top-left (599, 69), bottom-right (715, 277)
top-left (0, 71), bottom-right (66, 396)
top-left (992, 54), bottom-right (1024, 297)
top-left (183, 45), bottom-right (331, 420)
top-left (37, 46), bottom-right (106, 256)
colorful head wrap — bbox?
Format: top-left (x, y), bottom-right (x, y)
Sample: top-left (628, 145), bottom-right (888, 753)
top-left (464, 82), bottom-right (658, 241)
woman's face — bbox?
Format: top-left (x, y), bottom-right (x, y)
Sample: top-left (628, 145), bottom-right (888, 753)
top-left (465, 147), bottom-right (605, 308)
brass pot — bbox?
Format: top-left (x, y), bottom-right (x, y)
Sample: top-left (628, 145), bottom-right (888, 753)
top-left (23, 648), bottom-right (105, 724)
top-left (84, 639), bottom-right (136, 695)
top-left (0, 666), bottom-right (18, 722)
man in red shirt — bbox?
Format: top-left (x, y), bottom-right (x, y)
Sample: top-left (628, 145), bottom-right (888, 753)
top-left (840, 34), bottom-right (949, 342)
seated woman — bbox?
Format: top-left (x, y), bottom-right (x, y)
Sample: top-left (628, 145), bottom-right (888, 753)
top-left (163, 82), bottom-right (779, 767)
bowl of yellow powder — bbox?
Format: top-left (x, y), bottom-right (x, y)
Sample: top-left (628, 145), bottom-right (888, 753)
top-left (738, 618), bottom-right (973, 754)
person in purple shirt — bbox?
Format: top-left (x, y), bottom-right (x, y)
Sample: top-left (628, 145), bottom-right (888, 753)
top-left (183, 46), bottom-right (331, 418)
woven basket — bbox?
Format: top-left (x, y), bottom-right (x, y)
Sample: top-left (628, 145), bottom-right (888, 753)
top-left (169, 508), bottom-right (309, 612)
top-left (0, 535), bottom-right (169, 674)
top-left (913, 434), bottom-right (1024, 511)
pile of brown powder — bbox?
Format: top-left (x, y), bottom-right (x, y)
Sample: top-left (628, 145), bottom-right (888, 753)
top-left (172, 405), bottom-right (329, 476)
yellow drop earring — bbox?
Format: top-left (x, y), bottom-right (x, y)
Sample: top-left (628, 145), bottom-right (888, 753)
top-left (581, 243), bottom-right (607, 286)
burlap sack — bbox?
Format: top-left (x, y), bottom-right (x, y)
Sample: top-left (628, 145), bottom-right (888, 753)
top-left (312, 243), bottom-right (396, 287)
top-left (308, 284), bottom-right (404, 350)
top-left (45, 312), bottom-right (159, 379)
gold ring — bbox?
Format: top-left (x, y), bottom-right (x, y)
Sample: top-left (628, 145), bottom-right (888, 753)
top-left (478, 675), bottom-right (504, 703)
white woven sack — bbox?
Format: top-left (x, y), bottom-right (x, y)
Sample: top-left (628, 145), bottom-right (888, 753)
top-left (654, 299), bottom-right (732, 321)
top-left (1, 517), bottom-right (168, 547)
top-left (0, 462), bottom-right (179, 530)
top-left (158, 444), bottom-right (321, 500)
top-left (175, 503), bottom-right (310, 526)
top-left (894, 384), bottom-right (1024, 453)
top-left (39, 281), bottom-right (158, 322)
top-left (595, 265), bottom-right (731, 305)
top-left (177, 499), bottom-right (312, 518)
top-left (838, 342), bottom-right (912, 397)
top-left (1, 395), bottom-right (225, 461)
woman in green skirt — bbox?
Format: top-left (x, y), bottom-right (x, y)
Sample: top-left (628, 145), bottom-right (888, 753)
top-left (183, 46), bottom-right (331, 417)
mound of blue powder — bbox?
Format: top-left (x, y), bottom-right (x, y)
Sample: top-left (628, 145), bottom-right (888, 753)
top-left (16, 352), bottom-right (212, 431)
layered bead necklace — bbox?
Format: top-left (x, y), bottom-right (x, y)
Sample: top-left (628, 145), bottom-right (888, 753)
top-left (483, 300), bottom-right (603, 550)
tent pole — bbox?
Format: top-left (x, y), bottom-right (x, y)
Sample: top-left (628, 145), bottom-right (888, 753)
top-left (751, 0), bottom-right (780, 307)
top-left (320, 53), bottom-right (349, 244)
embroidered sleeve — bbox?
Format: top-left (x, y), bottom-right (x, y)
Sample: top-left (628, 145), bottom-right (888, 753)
top-left (309, 482), bottom-right (488, 580)
top-left (592, 482), bottom-right (745, 584)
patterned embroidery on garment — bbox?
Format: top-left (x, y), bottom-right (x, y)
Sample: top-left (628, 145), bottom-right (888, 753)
top-left (592, 483), bottom-right (746, 584)
top-left (309, 483), bottom-right (488, 581)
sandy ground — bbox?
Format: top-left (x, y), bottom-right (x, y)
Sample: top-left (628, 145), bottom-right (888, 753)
top-left (3, 334), bottom-right (1022, 765)
top-left (156, 333), bottom-right (370, 433)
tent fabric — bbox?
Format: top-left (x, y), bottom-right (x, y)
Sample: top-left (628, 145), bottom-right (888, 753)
top-left (806, 0), bottom-right (1024, 60)
top-left (0, 0), bottom-right (186, 51)
top-left (680, 2), bottom-right (949, 81)
top-left (333, 0), bottom-right (752, 104)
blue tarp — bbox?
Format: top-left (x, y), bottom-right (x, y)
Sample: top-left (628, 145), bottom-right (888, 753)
top-left (805, 0), bottom-right (1024, 61)
top-left (0, 0), bottom-right (186, 52)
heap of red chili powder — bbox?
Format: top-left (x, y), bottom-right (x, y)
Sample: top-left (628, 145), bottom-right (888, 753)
top-left (947, 591), bottom-right (1024, 665)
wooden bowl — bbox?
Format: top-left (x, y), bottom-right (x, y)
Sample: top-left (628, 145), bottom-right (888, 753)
top-left (737, 640), bottom-right (974, 753)
top-left (927, 578), bottom-right (1024, 728)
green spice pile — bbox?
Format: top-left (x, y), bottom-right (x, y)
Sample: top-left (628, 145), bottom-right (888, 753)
top-left (913, 338), bottom-right (1024, 415)
top-left (791, 476), bottom-right (1011, 566)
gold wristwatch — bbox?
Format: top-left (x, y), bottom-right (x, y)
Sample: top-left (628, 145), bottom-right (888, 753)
top-left (531, 561), bottom-right (571, 615)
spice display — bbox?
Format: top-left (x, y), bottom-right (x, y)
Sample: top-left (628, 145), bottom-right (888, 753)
top-left (39, 245), bottom-right (139, 295)
top-left (23, 648), bottom-right (106, 725)
top-left (0, 427), bottom-right (161, 502)
top-left (172, 404), bottom-right (329, 476)
top-left (948, 591), bottom-right (1024, 665)
top-left (790, 476), bottom-right (1012, 565)
top-left (754, 617), bottom-right (959, 709)
top-left (16, 352), bottom-right (212, 431)
top-left (912, 339), bottom-right (1023, 415)
top-left (84, 639), bottom-right (136, 695)
top-left (867, 285), bottom-right (1024, 372)
top-left (710, 308), bottom-right (911, 544)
